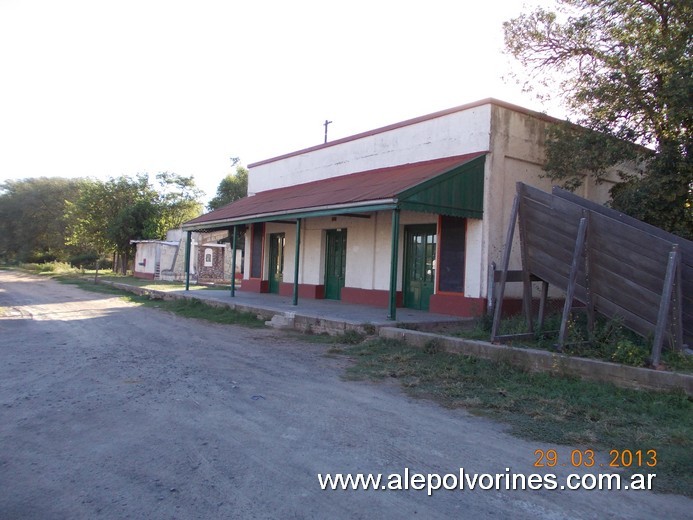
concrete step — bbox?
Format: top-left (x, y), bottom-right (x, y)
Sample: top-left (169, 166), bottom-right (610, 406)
top-left (265, 312), bottom-right (296, 329)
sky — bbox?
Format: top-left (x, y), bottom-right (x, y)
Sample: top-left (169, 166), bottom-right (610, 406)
top-left (0, 0), bottom-right (560, 204)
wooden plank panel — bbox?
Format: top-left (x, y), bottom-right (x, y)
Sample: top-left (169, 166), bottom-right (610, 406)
top-left (591, 246), bottom-right (671, 294)
top-left (522, 198), bottom-right (582, 239)
top-left (520, 184), bottom-right (555, 207)
top-left (523, 213), bottom-right (580, 242)
top-left (526, 256), bottom-right (588, 303)
top-left (591, 268), bottom-right (662, 324)
top-left (493, 271), bottom-right (542, 283)
top-left (593, 296), bottom-right (655, 339)
top-left (554, 187), bottom-right (693, 257)
top-left (526, 255), bottom-right (569, 287)
top-left (526, 234), bottom-right (577, 267)
top-left (543, 185), bottom-right (693, 345)
top-left (547, 194), bottom-right (589, 220)
top-left (591, 232), bottom-right (670, 275)
top-left (524, 217), bottom-right (581, 254)
top-left (527, 243), bottom-right (587, 284)
top-left (527, 247), bottom-right (572, 281)
top-left (591, 213), bottom-right (674, 262)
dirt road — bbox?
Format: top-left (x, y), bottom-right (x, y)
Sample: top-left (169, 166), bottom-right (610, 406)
top-left (0, 270), bottom-right (690, 519)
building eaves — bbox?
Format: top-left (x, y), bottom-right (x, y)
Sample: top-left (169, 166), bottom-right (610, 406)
top-left (183, 152), bottom-right (486, 231)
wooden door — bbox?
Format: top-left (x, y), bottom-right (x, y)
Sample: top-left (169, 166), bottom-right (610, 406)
top-left (324, 229), bottom-right (347, 300)
top-left (268, 233), bottom-right (285, 294)
top-left (403, 225), bottom-right (437, 310)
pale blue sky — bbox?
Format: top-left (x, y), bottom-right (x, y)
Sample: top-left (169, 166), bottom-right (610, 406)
top-left (0, 0), bottom-right (558, 203)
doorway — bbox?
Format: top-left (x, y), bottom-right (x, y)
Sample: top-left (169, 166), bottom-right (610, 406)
top-left (403, 224), bottom-right (437, 310)
top-left (268, 233), bottom-right (285, 294)
top-left (324, 229), bottom-right (347, 300)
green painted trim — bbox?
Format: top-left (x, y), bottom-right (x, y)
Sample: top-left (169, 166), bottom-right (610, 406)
top-left (398, 201), bottom-right (482, 219)
top-left (182, 203), bottom-right (397, 231)
top-left (388, 209), bottom-right (400, 320)
top-left (184, 231), bottom-right (192, 291)
top-left (397, 155), bottom-right (485, 218)
top-left (230, 226), bottom-right (237, 297)
top-left (293, 218), bottom-right (301, 306)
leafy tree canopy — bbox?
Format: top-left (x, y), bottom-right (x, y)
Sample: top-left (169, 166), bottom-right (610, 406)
top-left (208, 157), bottom-right (249, 211)
top-left (504, 0), bottom-right (692, 238)
top-left (65, 173), bottom-right (203, 273)
top-left (0, 177), bottom-right (88, 263)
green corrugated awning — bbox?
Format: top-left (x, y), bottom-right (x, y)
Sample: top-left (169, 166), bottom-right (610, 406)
top-left (398, 155), bottom-right (484, 218)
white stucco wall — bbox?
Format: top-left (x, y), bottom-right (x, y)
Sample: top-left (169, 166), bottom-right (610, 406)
top-left (464, 219), bottom-right (484, 298)
top-left (248, 104), bottom-right (492, 195)
top-left (160, 244), bottom-right (177, 272)
top-left (133, 243), bottom-right (158, 275)
top-left (254, 211), bottom-right (437, 291)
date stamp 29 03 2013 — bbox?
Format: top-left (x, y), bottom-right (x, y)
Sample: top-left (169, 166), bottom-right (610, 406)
top-left (533, 449), bottom-right (657, 469)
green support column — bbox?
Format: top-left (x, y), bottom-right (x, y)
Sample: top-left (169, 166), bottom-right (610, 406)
top-left (184, 230), bottom-right (192, 291)
top-left (388, 209), bottom-right (400, 320)
top-left (230, 225), bottom-right (237, 297)
top-left (292, 218), bottom-right (301, 306)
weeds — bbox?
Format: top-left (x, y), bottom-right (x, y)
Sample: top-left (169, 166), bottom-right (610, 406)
top-left (20, 261), bottom-right (80, 274)
top-left (449, 311), bottom-right (692, 373)
top-left (141, 297), bottom-right (265, 328)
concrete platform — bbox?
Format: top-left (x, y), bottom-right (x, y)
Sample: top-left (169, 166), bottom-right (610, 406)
top-left (102, 280), bottom-right (469, 333)
top-left (98, 280), bottom-right (692, 394)
top-left (167, 288), bottom-right (467, 334)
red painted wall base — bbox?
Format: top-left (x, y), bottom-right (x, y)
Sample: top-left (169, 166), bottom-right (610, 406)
top-left (133, 271), bottom-right (155, 280)
top-left (340, 287), bottom-right (403, 308)
top-left (275, 283), bottom-right (325, 298)
top-left (429, 293), bottom-right (486, 317)
top-left (240, 278), bottom-right (269, 293)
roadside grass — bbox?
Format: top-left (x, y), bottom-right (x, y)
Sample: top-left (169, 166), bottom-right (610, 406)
top-left (15, 263), bottom-right (228, 291)
top-left (444, 312), bottom-right (693, 374)
top-left (326, 336), bottom-right (692, 497)
top-left (18, 261), bottom-right (79, 274)
top-left (143, 297), bottom-right (265, 328)
top-left (287, 329), bottom-right (368, 352)
top-left (58, 276), bottom-right (265, 328)
top-left (93, 274), bottom-right (230, 292)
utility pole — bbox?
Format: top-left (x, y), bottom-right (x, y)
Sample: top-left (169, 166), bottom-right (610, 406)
top-left (323, 119), bottom-right (332, 143)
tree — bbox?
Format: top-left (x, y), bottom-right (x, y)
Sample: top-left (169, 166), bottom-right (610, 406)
top-left (208, 157), bottom-right (249, 211)
top-left (66, 173), bottom-right (203, 274)
top-left (154, 172), bottom-right (204, 233)
top-left (504, 0), bottom-right (692, 238)
top-left (66, 175), bottom-right (150, 273)
top-left (0, 177), bottom-right (87, 263)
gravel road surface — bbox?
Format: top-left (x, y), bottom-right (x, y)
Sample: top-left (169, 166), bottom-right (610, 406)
top-left (0, 270), bottom-right (690, 519)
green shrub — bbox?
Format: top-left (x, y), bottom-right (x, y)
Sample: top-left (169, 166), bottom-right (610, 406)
top-left (611, 339), bottom-right (649, 367)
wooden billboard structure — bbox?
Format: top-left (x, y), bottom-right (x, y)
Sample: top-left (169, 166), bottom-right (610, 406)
top-left (491, 183), bottom-right (690, 365)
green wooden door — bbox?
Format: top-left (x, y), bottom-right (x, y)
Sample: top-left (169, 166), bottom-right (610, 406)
top-left (268, 233), bottom-right (285, 294)
top-left (404, 225), bottom-right (437, 310)
top-left (324, 229), bottom-right (347, 300)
